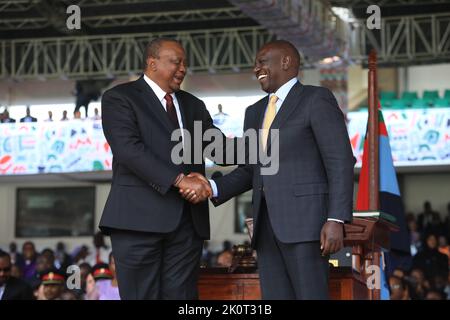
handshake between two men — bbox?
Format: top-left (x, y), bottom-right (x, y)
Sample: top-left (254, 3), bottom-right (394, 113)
top-left (174, 172), bottom-right (212, 204)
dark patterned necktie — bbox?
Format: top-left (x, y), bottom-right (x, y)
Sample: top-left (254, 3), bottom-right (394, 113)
top-left (164, 93), bottom-right (179, 128)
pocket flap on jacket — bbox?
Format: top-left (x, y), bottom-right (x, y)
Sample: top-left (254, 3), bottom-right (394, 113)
top-left (293, 183), bottom-right (328, 196)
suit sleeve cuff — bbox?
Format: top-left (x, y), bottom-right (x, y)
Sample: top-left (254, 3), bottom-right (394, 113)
top-left (209, 179), bottom-right (218, 198)
top-left (327, 218), bottom-right (344, 224)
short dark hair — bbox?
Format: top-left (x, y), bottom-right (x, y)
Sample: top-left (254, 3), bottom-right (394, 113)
top-left (22, 241), bottom-right (35, 249)
top-left (0, 249), bottom-right (11, 260)
top-left (143, 37), bottom-right (182, 69)
top-left (79, 262), bottom-right (92, 272)
top-left (261, 39), bottom-right (301, 71)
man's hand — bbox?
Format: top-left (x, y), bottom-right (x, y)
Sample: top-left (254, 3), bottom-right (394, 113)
top-left (177, 172), bottom-right (212, 204)
top-left (320, 221), bottom-right (344, 256)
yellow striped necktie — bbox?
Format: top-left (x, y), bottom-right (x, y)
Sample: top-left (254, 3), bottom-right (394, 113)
top-left (261, 94), bottom-right (278, 150)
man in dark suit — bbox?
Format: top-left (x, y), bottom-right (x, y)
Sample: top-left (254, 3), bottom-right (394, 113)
top-left (186, 40), bottom-right (355, 299)
top-left (19, 106), bottom-right (37, 122)
top-left (417, 201), bottom-right (442, 235)
top-left (100, 38), bottom-right (227, 299)
top-left (1, 110), bottom-right (15, 123)
top-left (0, 250), bottom-right (34, 300)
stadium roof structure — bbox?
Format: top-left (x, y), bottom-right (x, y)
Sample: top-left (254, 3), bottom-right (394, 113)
top-left (0, 0), bottom-right (449, 80)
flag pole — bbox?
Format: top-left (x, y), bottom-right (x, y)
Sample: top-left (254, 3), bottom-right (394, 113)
top-left (367, 49), bottom-right (381, 300)
top-left (368, 50), bottom-right (379, 211)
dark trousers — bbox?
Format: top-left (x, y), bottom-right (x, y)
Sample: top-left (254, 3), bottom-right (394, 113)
top-left (255, 199), bottom-right (329, 300)
top-left (110, 209), bottom-right (203, 300)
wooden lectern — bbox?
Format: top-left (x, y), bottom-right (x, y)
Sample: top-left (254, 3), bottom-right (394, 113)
top-left (341, 215), bottom-right (398, 299)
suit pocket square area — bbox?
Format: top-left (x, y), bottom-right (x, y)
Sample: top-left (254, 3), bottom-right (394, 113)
top-left (293, 183), bottom-right (328, 196)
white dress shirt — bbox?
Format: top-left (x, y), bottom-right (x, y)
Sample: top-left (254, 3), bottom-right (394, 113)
top-left (0, 284), bottom-right (5, 300)
top-left (143, 74), bottom-right (184, 142)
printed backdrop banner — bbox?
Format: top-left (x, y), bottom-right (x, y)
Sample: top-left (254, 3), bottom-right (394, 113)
top-left (1, 107), bottom-right (449, 175)
top-left (0, 120), bottom-right (112, 175)
top-left (347, 108), bottom-right (450, 167)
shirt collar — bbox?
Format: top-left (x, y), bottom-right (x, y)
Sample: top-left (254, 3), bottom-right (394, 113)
top-left (143, 74), bottom-right (174, 102)
top-left (270, 77), bottom-right (298, 103)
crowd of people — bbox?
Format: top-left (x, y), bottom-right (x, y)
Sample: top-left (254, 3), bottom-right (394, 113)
top-left (0, 201), bottom-right (449, 300)
top-left (0, 106), bottom-right (101, 123)
top-left (0, 232), bottom-right (117, 300)
top-left (0, 231), bottom-right (242, 300)
top-left (387, 201), bottom-right (450, 300)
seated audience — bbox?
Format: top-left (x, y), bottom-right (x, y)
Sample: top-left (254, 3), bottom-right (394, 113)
top-left (21, 242), bottom-right (37, 282)
top-left (38, 269), bottom-right (65, 300)
top-left (86, 254), bottom-right (120, 300)
top-left (418, 201), bottom-right (442, 235)
top-left (388, 275), bottom-right (410, 300)
top-left (412, 234), bottom-right (449, 280)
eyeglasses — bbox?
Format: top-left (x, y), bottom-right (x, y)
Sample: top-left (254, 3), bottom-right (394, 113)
top-left (0, 267), bottom-right (11, 272)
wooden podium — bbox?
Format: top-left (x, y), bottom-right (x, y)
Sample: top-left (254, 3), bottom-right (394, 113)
top-left (198, 216), bottom-right (397, 300)
top-left (198, 266), bottom-right (367, 300)
top-left (343, 215), bottom-right (398, 300)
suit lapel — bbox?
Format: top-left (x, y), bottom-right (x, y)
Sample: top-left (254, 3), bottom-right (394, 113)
top-left (134, 77), bottom-right (175, 134)
top-left (271, 81), bottom-right (304, 129)
top-left (175, 91), bottom-right (190, 132)
top-left (257, 95), bottom-right (269, 130)
top-left (252, 96), bottom-right (269, 150)
top-left (267, 81), bottom-right (305, 149)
